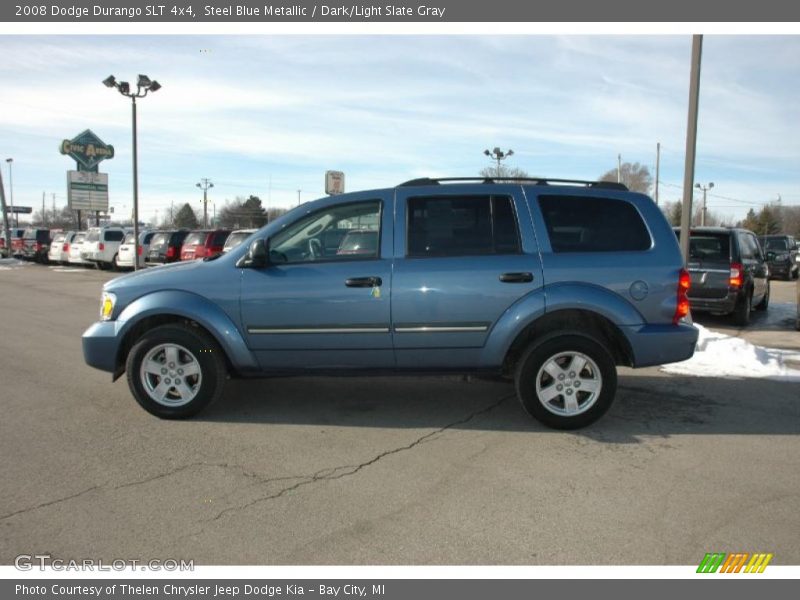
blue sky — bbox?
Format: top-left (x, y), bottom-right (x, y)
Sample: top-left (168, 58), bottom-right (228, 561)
top-left (1, 34), bottom-right (798, 224)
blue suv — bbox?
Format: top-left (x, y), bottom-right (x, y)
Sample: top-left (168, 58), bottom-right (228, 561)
top-left (82, 178), bottom-right (698, 429)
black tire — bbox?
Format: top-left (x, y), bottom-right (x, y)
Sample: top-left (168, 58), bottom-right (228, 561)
top-left (111, 253), bottom-right (119, 271)
top-left (126, 324), bottom-right (227, 419)
top-left (732, 289), bottom-right (752, 326)
top-left (754, 283), bottom-right (770, 311)
top-left (515, 333), bottom-right (617, 430)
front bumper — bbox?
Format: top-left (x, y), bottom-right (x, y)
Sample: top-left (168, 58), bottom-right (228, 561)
top-left (622, 322), bottom-right (699, 368)
top-left (82, 321), bottom-right (120, 373)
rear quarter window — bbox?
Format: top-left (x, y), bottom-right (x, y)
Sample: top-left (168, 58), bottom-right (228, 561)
top-left (538, 195), bottom-right (651, 252)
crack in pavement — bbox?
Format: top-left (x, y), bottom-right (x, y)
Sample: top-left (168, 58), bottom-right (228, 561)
top-left (0, 485), bottom-right (103, 522)
top-left (0, 394), bottom-right (513, 525)
top-left (206, 394), bottom-right (514, 524)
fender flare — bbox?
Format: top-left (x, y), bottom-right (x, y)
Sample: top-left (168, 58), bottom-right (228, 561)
top-left (115, 289), bottom-right (258, 373)
top-left (481, 282), bottom-right (644, 367)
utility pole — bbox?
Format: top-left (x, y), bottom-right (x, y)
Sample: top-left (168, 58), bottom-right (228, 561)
top-left (297, 189), bottom-right (302, 205)
top-left (695, 182), bottom-right (714, 226)
top-left (42, 191), bottom-right (46, 226)
top-left (1, 169), bottom-right (11, 253)
top-left (679, 35), bottom-right (703, 263)
top-left (5, 158), bottom-right (15, 228)
top-left (617, 154), bottom-right (622, 184)
top-left (196, 178), bottom-right (213, 228)
top-left (655, 143), bottom-right (661, 206)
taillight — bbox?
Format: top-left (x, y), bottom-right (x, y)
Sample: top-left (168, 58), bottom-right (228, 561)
top-left (166, 246), bottom-right (176, 259)
top-left (137, 246), bottom-right (143, 255)
top-left (63, 243), bottom-right (69, 252)
top-left (729, 263), bottom-right (743, 288)
top-left (673, 268), bottom-right (691, 324)
top-left (34, 242), bottom-right (42, 251)
top-left (99, 242), bottom-right (105, 251)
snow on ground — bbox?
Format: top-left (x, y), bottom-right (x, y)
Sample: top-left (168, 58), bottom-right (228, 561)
top-left (661, 323), bottom-right (800, 381)
top-left (0, 258), bottom-right (29, 270)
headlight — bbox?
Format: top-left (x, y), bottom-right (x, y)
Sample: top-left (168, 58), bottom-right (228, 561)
top-left (100, 291), bottom-right (116, 321)
top-left (775, 253), bottom-right (790, 261)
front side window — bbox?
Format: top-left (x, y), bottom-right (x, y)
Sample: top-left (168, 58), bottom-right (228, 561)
top-left (539, 195), bottom-right (651, 253)
top-left (406, 195), bottom-right (520, 257)
top-left (270, 201), bottom-right (381, 264)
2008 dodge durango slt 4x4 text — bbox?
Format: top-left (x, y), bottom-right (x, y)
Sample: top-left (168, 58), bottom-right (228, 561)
top-left (82, 177), bottom-right (699, 429)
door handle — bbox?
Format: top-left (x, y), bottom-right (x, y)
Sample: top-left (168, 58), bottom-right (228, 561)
top-left (499, 272), bottom-right (534, 283)
top-left (345, 276), bottom-right (382, 288)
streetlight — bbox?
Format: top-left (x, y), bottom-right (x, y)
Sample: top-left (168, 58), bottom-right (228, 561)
top-left (483, 147), bottom-right (514, 179)
top-left (103, 73), bottom-right (161, 270)
top-left (694, 182), bottom-right (714, 226)
top-left (196, 178), bottom-right (213, 228)
top-left (5, 158), bottom-right (14, 227)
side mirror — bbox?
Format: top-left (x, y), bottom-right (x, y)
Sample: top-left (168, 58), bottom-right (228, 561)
top-left (237, 238), bottom-right (269, 268)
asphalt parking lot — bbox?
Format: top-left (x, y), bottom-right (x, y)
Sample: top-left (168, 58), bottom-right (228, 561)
top-left (1, 261), bottom-right (798, 565)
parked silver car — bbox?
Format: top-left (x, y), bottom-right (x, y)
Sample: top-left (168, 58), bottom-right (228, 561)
top-left (222, 229), bottom-right (257, 253)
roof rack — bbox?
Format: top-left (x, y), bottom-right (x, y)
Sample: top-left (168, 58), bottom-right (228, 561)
top-left (397, 177), bottom-right (628, 191)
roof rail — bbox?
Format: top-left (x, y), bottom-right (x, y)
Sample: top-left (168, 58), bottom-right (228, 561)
top-left (397, 177), bottom-right (628, 191)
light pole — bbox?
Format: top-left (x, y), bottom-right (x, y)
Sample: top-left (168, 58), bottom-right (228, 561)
top-left (103, 74), bottom-right (161, 270)
top-left (196, 178), bottom-right (213, 228)
top-left (483, 147), bottom-right (513, 179)
top-left (5, 158), bottom-right (14, 227)
top-left (695, 182), bottom-right (714, 226)
top-left (297, 189), bottom-right (302, 205)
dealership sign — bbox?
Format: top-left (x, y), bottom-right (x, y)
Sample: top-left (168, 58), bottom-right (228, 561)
top-left (59, 129), bottom-right (114, 171)
top-left (67, 170), bottom-right (109, 212)
top-left (325, 170), bottom-right (345, 195)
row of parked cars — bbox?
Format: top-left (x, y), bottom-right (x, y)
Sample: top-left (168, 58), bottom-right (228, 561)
top-left (1, 226), bottom-right (258, 269)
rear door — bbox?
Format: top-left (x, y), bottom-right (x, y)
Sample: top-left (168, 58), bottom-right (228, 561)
top-left (683, 231), bottom-right (732, 300)
top-left (391, 184), bottom-right (542, 368)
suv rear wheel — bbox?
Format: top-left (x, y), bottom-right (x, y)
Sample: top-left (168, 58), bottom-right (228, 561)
top-left (515, 334), bottom-right (617, 430)
top-left (126, 324), bottom-right (227, 419)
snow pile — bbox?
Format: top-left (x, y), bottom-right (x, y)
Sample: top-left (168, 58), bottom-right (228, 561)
top-left (661, 323), bottom-right (800, 380)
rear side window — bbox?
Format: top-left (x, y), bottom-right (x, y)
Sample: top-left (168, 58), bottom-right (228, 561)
top-left (104, 230), bottom-right (124, 242)
top-left (538, 195), bottom-right (651, 252)
top-left (143, 232), bottom-right (156, 244)
top-left (407, 195), bottom-right (520, 257)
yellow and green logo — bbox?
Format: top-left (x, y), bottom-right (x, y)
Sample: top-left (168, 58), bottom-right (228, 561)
top-left (697, 552), bottom-right (773, 573)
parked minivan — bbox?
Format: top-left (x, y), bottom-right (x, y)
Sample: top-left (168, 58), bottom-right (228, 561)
top-left (84, 177), bottom-right (698, 429)
top-left (180, 229), bottom-right (231, 261)
top-left (146, 230), bottom-right (190, 265)
top-left (47, 230), bottom-right (79, 265)
top-left (81, 226), bottom-right (128, 270)
top-left (21, 228), bottom-right (51, 263)
top-left (117, 230), bottom-right (156, 269)
top-left (675, 227), bottom-right (769, 326)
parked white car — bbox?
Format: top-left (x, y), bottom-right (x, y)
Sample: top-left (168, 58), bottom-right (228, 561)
top-left (117, 230), bottom-right (156, 269)
top-left (222, 229), bottom-right (257, 253)
top-left (80, 226), bottom-right (128, 270)
top-left (68, 232), bottom-right (89, 266)
top-left (47, 231), bottom-right (78, 265)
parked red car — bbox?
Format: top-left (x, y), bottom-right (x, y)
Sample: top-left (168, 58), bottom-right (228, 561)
top-left (180, 230), bottom-right (231, 261)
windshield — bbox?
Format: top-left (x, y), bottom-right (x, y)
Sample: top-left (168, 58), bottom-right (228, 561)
top-left (183, 232), bottom-right (206, 246)
top-left (123, 232), bottom-right (136, 244)
top-left (73, 233), bottom-right (86, 243)
top-left (150, 233), bottom-right (170, 247)
top-left (86, 230), bottom-right (100, 242)
top-left (224, 231), bottom-right (251, 250)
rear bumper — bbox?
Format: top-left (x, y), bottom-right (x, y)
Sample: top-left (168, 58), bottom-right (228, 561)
top-left (82, 321), bottom-right (120, 373)
top-left (687, 291), bottom-right (738, 315)
top-left (622, 322), bottom-right (699, 368)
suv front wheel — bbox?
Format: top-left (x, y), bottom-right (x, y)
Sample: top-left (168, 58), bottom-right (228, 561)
top-left (515, 334), bottom-right (617, 430)
top-left (126, 324), bottom-right (227, 419)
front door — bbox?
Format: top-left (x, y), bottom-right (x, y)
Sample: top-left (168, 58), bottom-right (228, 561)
top-left (240, 193), bottom-right (394, 370)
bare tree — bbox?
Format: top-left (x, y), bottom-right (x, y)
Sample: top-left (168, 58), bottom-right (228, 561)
top-left (478, 165), bottom-right (530, 181)
top-left (599, 162), bottom-right (653, 194)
